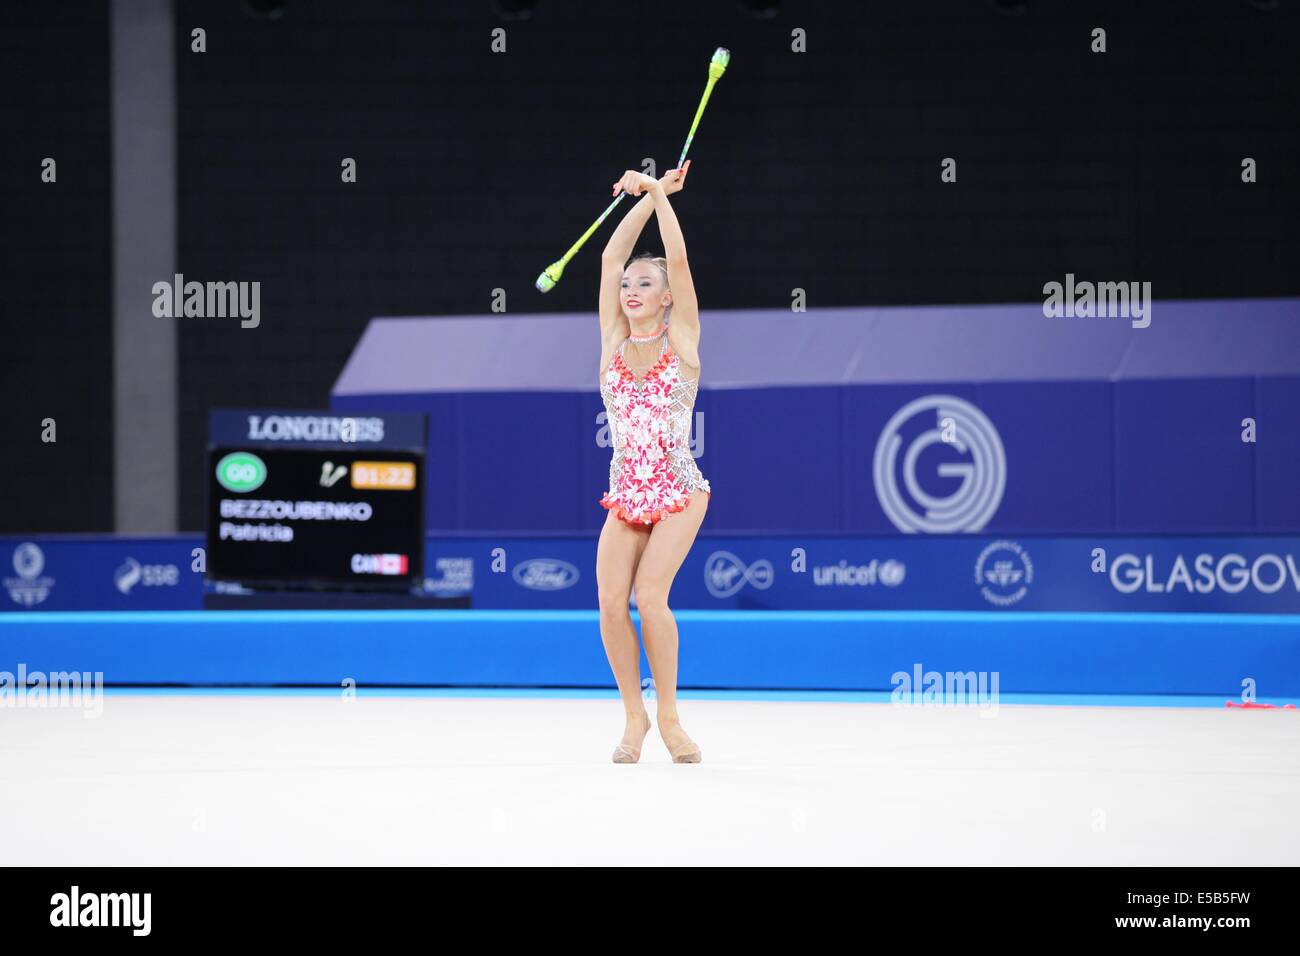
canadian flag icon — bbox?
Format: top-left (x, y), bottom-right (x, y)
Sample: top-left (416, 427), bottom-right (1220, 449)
top-left (379, 554), bottom-right (408, 576)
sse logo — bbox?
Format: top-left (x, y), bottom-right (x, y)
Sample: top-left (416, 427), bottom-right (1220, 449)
top-left (215, 452), bottom-right (267, 493)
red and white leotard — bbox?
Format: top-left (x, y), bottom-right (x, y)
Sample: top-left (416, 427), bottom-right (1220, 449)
top-left (599, 327), bottom-right (711, 526)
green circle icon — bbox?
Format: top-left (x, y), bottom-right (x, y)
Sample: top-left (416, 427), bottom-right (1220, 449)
top-left (216, 452), bottom-right (267, 493)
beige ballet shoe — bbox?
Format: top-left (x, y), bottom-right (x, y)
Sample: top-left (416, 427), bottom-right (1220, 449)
top-left (670, 741), bottom-right (702, 763)
top-left (612, 743), bottom-right (641, 764)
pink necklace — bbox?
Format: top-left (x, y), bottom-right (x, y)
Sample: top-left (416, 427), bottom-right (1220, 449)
top-left (628, 322), bottom-right (667, 343)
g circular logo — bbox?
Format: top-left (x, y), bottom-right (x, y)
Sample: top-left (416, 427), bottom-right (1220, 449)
top-left (216, 452), bottom-right (267, 493)
top-left (873, 395), bottom-right (1006, 534)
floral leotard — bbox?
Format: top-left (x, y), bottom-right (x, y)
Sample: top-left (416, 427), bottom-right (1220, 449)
top-left (599, 327), bottom-right (711, 526)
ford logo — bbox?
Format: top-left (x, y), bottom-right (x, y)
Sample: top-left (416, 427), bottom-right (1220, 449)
top-left (512, 558), bottom-right (580, 591)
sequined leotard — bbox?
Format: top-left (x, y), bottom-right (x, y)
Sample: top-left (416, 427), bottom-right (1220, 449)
top-left (599, 327), bottom-right (711, 526)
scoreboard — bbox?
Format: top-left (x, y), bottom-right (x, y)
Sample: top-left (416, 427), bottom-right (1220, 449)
top-left (206, 410), bottom-right (426, 588)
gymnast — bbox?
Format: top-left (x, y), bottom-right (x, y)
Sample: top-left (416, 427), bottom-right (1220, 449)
top-left (596, 162), bottom-right (710, 764)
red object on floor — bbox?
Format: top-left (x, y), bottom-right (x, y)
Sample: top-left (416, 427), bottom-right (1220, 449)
top-left (1224, 701), bottom-right (1298, 709)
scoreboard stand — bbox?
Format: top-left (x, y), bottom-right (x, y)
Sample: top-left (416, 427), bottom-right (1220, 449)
top-left (206, 409), bottom-right (430, 600)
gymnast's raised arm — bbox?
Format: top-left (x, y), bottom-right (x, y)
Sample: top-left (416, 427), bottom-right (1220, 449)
top-left (598, 163), bottom-right (691, 343)
top-left (647, 170), bottom-right (699, 367)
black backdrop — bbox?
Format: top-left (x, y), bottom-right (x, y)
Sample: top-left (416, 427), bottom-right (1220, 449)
top-left (3, 1), bottom-right (1298, 532)
top-left (1, 4), bottom-right (111, 533)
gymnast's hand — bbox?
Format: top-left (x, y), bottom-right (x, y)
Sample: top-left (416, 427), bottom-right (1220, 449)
top-left (659, 159), bottom-right (691, 196)
top-left (612, 170), bottom-right (662, 197)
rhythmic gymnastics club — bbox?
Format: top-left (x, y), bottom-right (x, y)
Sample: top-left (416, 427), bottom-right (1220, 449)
top-left (535, 46), bottom-right (730, 293)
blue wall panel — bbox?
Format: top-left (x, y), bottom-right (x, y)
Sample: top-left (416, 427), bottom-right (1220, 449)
top-left (1257, 376), bottom-right (1300, 530)
top-left (1114, 378), bottom-right (1257, 532)
top-left (977, 380), bottom-right (1114, 533)
top-left (338, 375), bottom-right (1299, 535)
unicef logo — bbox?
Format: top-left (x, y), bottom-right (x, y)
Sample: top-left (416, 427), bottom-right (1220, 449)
top-left (874, 395), bottom-right (1006, 534)
top-left (513, 558), bottom-right (580, 591)
top-left (879, 559), bottom-right (906, 587)
top-left (704, 551), bottom-right (774, 599)
top-left (975, 540), bottom-right (1033, 606)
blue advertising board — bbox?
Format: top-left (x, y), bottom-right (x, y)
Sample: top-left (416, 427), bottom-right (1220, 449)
top-left (424, 534), bottom-right (1300, 613)
top-left (3, 534), bottom-right (1300, 614)
top-left (0, 537), bottom-right (203, 611)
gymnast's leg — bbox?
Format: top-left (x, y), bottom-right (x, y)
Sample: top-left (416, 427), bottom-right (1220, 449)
top-left (596, 509), bottom-right (653, 760)
top-left (635, 490), bottom-right (709, 761)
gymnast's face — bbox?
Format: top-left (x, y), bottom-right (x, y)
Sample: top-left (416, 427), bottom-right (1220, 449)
top-left (621, 262), bottom-right (671, 322)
